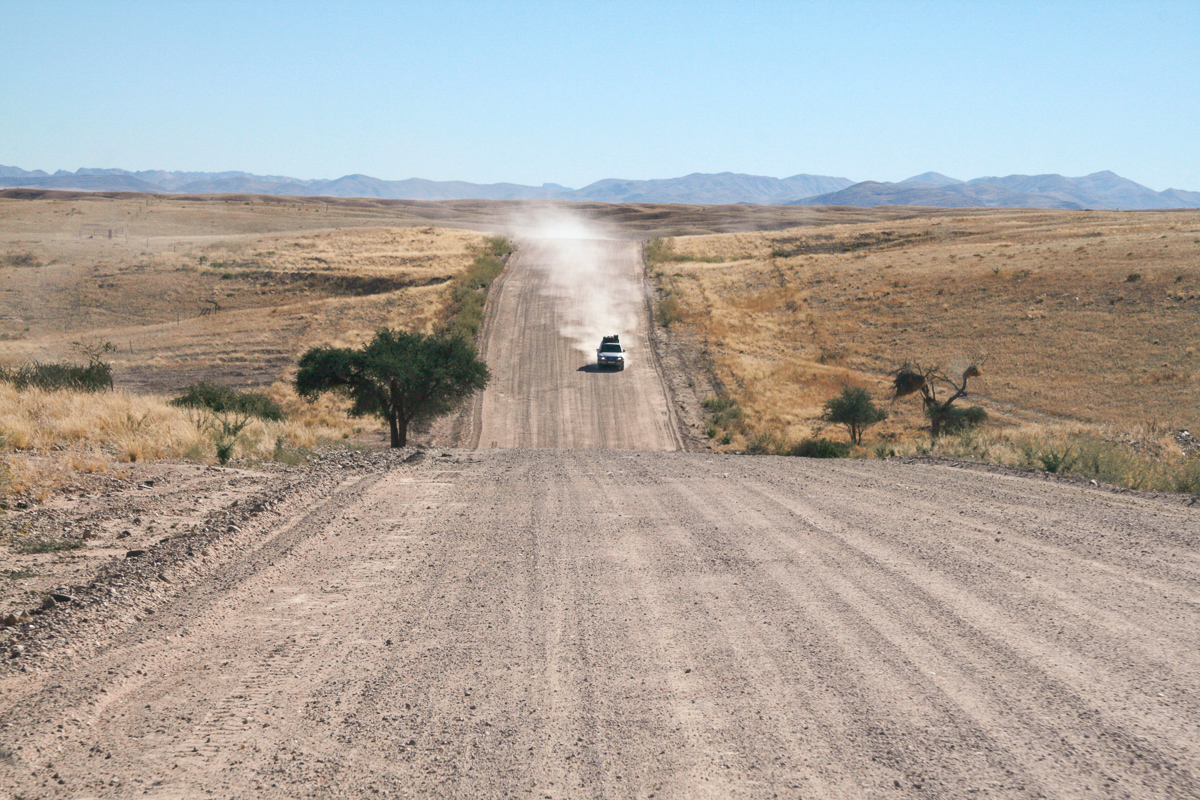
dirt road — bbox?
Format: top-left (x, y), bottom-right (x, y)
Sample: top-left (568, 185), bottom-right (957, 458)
top-left (468, 238), bottom-right (679, 451)
top-left (2, 238), bottom-right (1199, 798)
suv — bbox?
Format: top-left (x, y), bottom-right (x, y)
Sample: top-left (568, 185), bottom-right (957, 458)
top-left (596, 335), bottom-right (626, 370)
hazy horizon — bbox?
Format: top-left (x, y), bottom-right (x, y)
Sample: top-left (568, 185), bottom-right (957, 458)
top-left (3, 1), bottom-right (1198, 192)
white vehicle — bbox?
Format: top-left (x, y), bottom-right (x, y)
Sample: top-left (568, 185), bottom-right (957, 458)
top-left (596, 334), bottom-right (626, 370)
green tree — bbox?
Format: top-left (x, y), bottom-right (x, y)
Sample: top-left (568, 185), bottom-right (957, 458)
top-left (295, 328), bottom-right (490, 448)
top-left (822, 386), bottom-right (887, 445)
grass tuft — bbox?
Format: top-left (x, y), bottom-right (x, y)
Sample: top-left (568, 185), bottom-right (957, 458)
top-left (12, 537), bottom-right (86, 554)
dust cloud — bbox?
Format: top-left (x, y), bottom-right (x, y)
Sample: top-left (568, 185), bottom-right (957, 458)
top-left (504, 208), bottom-right (642, 363)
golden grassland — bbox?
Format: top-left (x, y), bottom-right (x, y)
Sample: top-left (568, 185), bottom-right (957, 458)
top-left (651, 209), bottom-right (1200, 489)
top-left (0, 383), bottom-right (359, 500)
top-left (0, 195), bottom-right (496, 493)
top-left (0, 196), bottom-right (488, 392)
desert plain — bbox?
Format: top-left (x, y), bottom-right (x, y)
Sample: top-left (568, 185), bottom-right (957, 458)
top-left (0, 190), bottom-right (1198, 798)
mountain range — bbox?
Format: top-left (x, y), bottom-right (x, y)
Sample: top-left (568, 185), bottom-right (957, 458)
top-left (2, 165), bottom-right (1197, 210)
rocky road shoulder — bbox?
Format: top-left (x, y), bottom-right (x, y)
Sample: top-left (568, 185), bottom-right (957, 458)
top-left (0, 448), bottom-right (421, 675)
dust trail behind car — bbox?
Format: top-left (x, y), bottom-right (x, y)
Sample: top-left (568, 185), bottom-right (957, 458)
top-left (504, 208), bottom-right (643, 367)
top-left (468, 215), bottom-right (679, 450)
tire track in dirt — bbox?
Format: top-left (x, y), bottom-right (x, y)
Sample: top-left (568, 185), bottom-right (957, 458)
top-left (1, 451), bottom-right (1198, 798)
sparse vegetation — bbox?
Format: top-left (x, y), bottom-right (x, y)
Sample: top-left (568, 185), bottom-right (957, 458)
top-left (0, 341), bottom-right (115, 394)
top-left (745, 431), bottom-right (785, 455)
top-left (0, 380), bottom-right (360, 490)
top-left (11, 537), bottom-right (85, 554)
top-left (647, 209), bottom-right (1200, 496)
top-left (2, 251), bottom-right (40, 268)
top-left (1, 568), bottom-right (38, 580)
top-left (656, 291), bottom-right (684, 327)
top-left (702, 395), bottom-right (744, 440)
top-left (442, 236), bottom-right (513, 343)
top-left (646, 237), bottom-right (726, 266)
top-left (790, 438), bottom-right (851, 458)
top-left (0, 198), bottom-right (498, 493)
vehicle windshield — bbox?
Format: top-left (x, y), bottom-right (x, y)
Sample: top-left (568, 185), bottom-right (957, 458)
top-left (600, 343), bottom-right (623, 353)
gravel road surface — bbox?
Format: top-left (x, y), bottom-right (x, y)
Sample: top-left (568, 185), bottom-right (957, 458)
top-left (1, 238), bottom-right (1198, 799)
top-left (468, 238), bottom-right (679, 451)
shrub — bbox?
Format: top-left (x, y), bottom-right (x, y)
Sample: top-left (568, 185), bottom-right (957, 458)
top-left (657, 293), bottom-right (683, 327)
top-left (483, 236), bottom-right (514, 257)
top-left (789, 438), bottom-right (850, 458)
top-left (934, 404), bottom-right (989, 435)
top-left (1174, 457), bottom-right (1200, 495)
top-left (702, 396), bottom-right (743, 431)
top-left (645, 237), bottom-right (674, 265)
top-left (822, 386), bottom-right (887, 444)
top-left (746, 431), bottom-right (784, 455)
top-left (0, 361), bottom-right (113, 392)
top-left (1036, 444), bottom-right (1076, 474)
top-left (171, 381), bottom-right (285, 421)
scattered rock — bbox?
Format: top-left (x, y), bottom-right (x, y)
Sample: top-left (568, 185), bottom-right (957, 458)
top-left (9, 645), bottom-right (24, 659)
top-left (117, 530), bottom-right (131, 539)
top-left (50, 593), bottom-right (76, 604)
top-left (125, 550), bottom-right (147, 559)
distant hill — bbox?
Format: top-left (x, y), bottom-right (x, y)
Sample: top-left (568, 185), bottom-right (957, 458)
top-left (564, 172), bottom-right (854, 204)
top-left (0, 165), bottom-right (50, 178)
top-left (1, 165), bottom-right (1197, 209)
top-left (1161, 188), bottom-right (1200, 207)
top-left (900, 172), bottom-right (963, 186)
top-left (176, 177), bottom-right (313, 195)
top-left (0, 173), bottom-right (167, 193)
top-left (307, 175), bottom-right (561, 201)
top-left (791, 181), bottom-right (1082, 209)
top-left (796, 171), bottom-right (1200, 210)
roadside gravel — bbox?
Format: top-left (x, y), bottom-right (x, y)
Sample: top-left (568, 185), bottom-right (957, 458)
top-left (1, 448), bottom-right (1197, 798)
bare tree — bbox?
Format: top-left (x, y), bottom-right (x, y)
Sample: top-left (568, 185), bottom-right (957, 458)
top-left (891, 360), bottom-right (986, 438)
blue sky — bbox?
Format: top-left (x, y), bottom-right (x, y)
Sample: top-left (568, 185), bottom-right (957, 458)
top-left (3, 1), bottom-right (1198, 190)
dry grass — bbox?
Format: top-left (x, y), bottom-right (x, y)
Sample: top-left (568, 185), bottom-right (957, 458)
top-left (0, 382), bottom-right (361, 498)
top-left (0, 196), bottom-right (490, 394)
top-left (651, 210), bottom-right (1200, 467)
top-left (0, 195), bottom-right (497, 497)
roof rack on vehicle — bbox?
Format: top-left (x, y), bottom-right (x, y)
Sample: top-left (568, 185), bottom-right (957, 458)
top-left (601, 334), bottom-right (620, 344)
